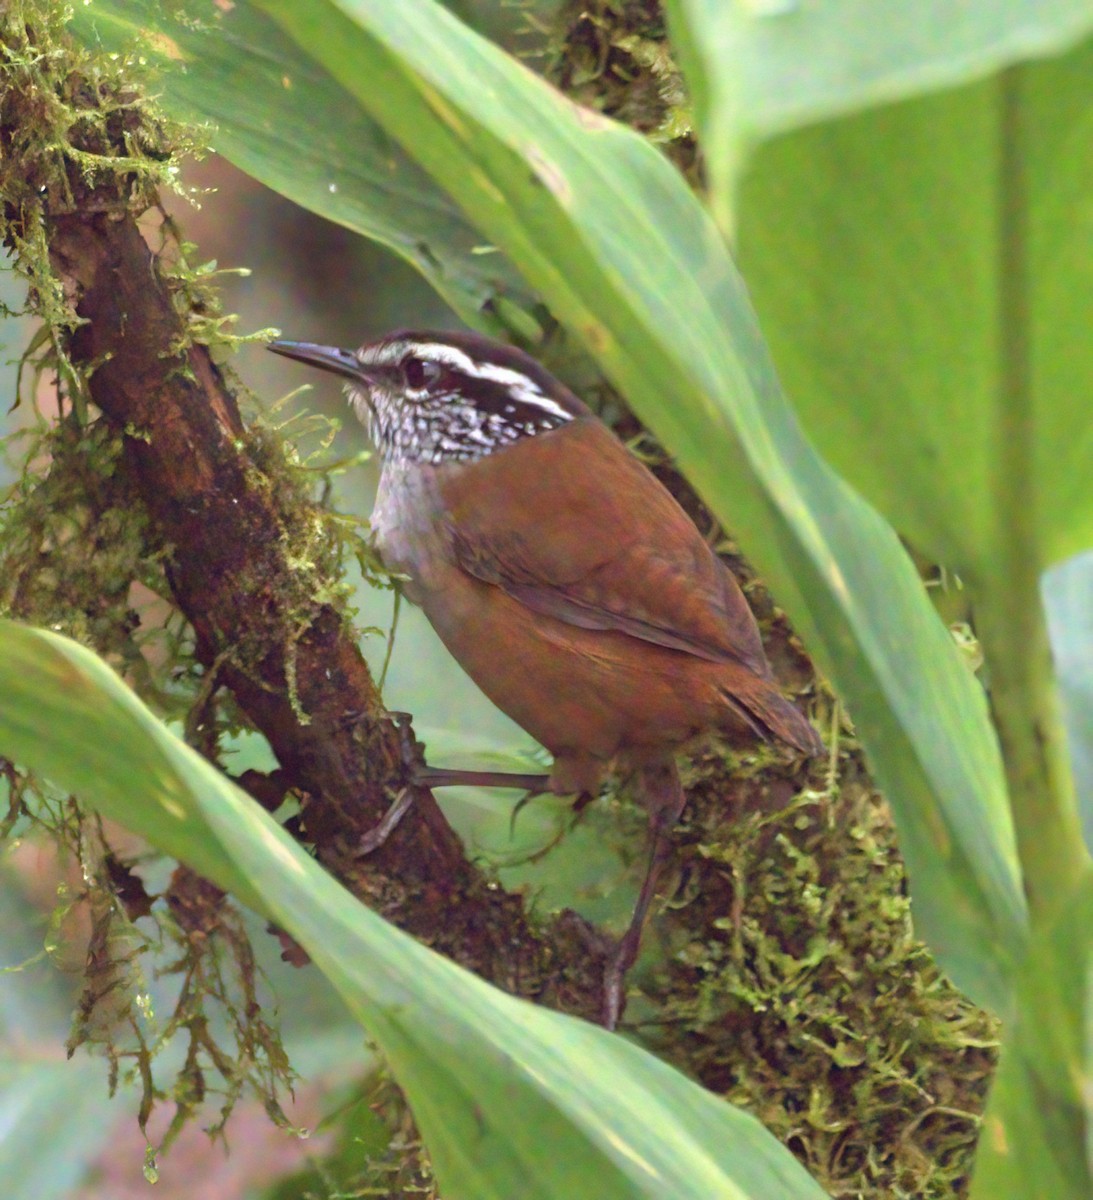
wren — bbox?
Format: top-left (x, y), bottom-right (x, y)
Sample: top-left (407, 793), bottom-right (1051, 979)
top-left (269, 330), bottom-right (822, 1027)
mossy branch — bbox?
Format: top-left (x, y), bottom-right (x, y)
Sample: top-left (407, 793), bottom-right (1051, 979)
top-left (0, 4), bottom-right (607, 1026)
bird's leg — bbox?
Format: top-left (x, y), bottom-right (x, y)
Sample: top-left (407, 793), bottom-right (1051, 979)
top-left (389, 710), bottom-right (549, 793)
top-left (356, 712), bottom-right (550, 856)
top-left (413, 766), bottom-right (552, 792)
top-left (602, 759), bottom-right (686, 1030)
top-left (354, 712), bottom-right (420, 856)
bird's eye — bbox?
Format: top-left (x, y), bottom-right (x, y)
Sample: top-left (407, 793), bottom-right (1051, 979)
top-left (401, 356), bottom-right (440, 390)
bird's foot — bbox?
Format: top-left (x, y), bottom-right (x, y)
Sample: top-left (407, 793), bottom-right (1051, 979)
top-left (353, 712), bottom-right (422, 856)
top-left (387, 709), bottom-right (550, 792)
top-left (356, 785), bottom-right (416, 855)
top-left (356, 711), bottom-right (553, 856)
top-left (601, 935), bottom-right (640, 1032)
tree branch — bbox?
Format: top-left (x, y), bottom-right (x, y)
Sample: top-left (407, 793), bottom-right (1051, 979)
top-left (41, 202), bottom-right (604, 1023)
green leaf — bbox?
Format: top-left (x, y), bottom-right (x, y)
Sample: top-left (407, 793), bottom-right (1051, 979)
top-left (69, 0), bottom-right (536, 328)
top-left (665, 0), bottom-right (1093, 228)
top-left (969, 867), bottom-right (1093, 1198)
top-left (681, 4), bottom-right (1092, 910)
top-left (0, 1060), bottom-right (119, 1200)
top-left (248, 0), bottom-right (1025, 1014)
top-left (0, 620), bottom-right (827, 1200)
top-left (732, 42), bottom-right (1093, 578)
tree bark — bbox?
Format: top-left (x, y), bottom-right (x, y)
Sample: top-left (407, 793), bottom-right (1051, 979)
top-left (38, 199), bottom-right (605, 1023)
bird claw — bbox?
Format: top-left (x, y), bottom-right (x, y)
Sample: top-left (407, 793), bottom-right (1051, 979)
top-left (569, 918), bottom-right (626, 1030)
top-left (353, 712), bottom-right (427, 857)
top-left (356, 784), bottom-right (416, 856)
top-left (383, 710), bottom-right (426, 771)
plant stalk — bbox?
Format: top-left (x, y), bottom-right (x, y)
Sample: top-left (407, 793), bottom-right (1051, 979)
top-left (982, 69), bottom-right (1090, 920)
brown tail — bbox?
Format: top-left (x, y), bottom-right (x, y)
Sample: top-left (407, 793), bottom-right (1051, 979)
top-left (720, 682), bottom-right (824, 756)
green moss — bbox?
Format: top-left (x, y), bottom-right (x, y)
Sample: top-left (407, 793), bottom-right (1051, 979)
top-left (267, 1074), bottom-right (438, 1200)
top-left (647, 760), bottom-right (997, 1198)
top-left (0, 0), bottom-right (192, 692)
top-left (0, 0), bottom-right (194, 399)
top-left (0, 2), bottom-right (349, 1160)
top-left (1, 417), bottom-right (153, 646)
top-left (547, 1), bottom-right (696, 174)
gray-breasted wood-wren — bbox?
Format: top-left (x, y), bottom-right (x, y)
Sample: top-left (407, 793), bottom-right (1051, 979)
top-left (269, 329), bottom-right (822, 1026)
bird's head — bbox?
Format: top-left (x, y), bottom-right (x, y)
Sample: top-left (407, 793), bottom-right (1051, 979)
top-left (268, 330), bottom-right (588, 465)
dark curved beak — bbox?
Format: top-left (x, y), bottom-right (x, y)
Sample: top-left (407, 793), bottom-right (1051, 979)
top-left (267, 339), bottom-right (365, 381)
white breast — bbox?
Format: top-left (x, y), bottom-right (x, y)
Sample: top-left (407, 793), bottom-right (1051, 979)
top-left (371, 463), bottom-right (452, 601)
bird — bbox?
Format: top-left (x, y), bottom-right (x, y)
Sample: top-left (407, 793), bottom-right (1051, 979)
top-left (268, 329), bottom-right (822, 1026)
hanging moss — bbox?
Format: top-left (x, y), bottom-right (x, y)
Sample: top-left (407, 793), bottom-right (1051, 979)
top-left (0, 2), bottom-right (355, 1164)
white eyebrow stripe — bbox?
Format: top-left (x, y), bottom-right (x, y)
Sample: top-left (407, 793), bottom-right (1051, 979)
top-left (360, 339), bottom-right (573, 422)
top-left (361, 340), bottom-right (474, 372)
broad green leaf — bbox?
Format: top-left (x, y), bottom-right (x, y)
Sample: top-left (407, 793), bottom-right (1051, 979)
top-left (970, 868), bottom-right (1093, 1198)
top-left (247, 0), bottom-right (1025, 1014)
top-left (70, 0), bottom-right (536, 328)
top-left (0, 620), bottom-right (827, 1200)
top-left (672, 2), bottom-right (1092, 908)
top-left (731, 44), bottom-right (1093, 579)
top-left (665, 0), bottom-right (1093, 229)
top-left (0, 1060), bottom-right (118, 1200)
